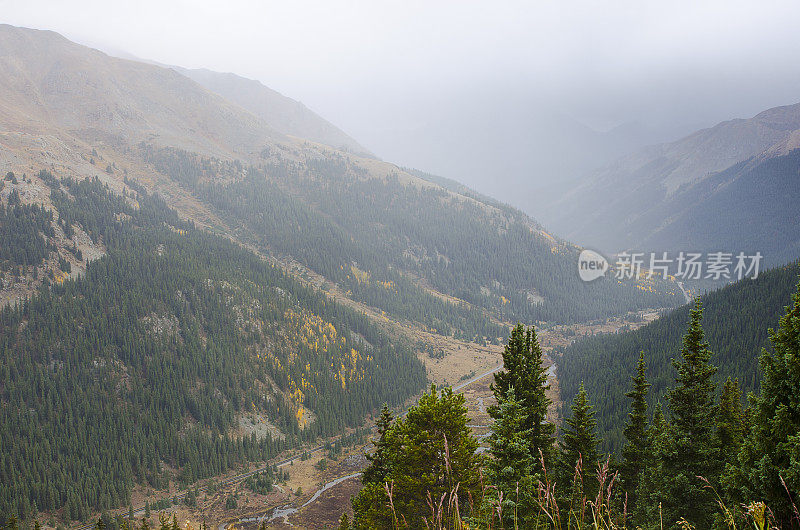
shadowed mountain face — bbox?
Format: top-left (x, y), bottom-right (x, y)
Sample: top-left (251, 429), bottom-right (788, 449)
top-left (175, 67), bottom-right (371, 156)
top-left (541, 102), bottom-right (800, 265)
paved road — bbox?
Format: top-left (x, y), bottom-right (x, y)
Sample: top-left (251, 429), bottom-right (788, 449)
top-left (677, 280), bottom-right (692, 304)
top-left (452, 365), bottom-right (502, 391)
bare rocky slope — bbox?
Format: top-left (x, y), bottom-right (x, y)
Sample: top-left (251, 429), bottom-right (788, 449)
top-left (0, 24), bottom-right (281, 157)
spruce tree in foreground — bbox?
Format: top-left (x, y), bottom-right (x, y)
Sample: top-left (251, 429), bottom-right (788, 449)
top-left (715, 377), bottom-right (745, 463)
top-left (619, 351), bottom-right (651, 518)
top-left (636, 402), bottom-right (669, 524)
top-left (662, 301), bottom-right (720, 527)
top-left (490, 323), bottom-right (556, 473)
top-left (351, 404), bottom-right (396, 529)
top-left (361, 404), bottom-right (393, 485)
top-left (487, 386), bottom-right (537, 527)
top-left (559, 383), bottom-right (601, 501)
top-left (727, 279), bottom-right (800, 526)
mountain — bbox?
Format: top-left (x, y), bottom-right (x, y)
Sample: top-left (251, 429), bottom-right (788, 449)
top-left (0, 174), bottom-right (425, 518)
top-left (541, 103), bottom-right (800, 265)
top-left (0, 24), bottom-right (279, 158)
top-left (557, 261), bottom-right (800, 452)
top-left (0, 24), bottom-right (678, 331)
top-left (174, 67), bottom-right (371, 156)
top-left (0, 25), bottom-right (681, 519)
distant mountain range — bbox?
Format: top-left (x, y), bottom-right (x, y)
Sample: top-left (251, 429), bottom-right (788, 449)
top-left (541, 102), bottom-right (800, 266)
top-left (360, 102), bottom-right (667, 215)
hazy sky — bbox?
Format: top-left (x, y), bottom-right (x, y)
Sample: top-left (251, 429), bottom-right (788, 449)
top-left (4, 0), bottom-right (800, 198)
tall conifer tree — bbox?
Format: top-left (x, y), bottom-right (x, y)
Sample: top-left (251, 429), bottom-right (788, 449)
top-left (490, 323), bottom-right (555, 472)
top-left (662, 301), bottom-right (719, 527)
top-left (728, 280), bottom-right (800, 526)
top-left (559, 383), bottom-right (601, 498)
top-left (715, 377), bottom-right (744, 461)
top-left (636, 403), bottom-right (669, 524)
top-left (361, 404), bottom-right (393, 485)
top-left (620, 352), bottom-right (651, 516)
top-left (487, 387), bottom-right (536, 527)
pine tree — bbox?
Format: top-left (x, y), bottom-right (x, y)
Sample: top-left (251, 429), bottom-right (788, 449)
top-left (361, 404), bottom-right (393, 486)
top-left (490, 323), bottom-right (556, 472)
top-left (337, 513), bottom-right (350, 530)
top-left (636, 402), bottom-right (668, 520)
top-left (487, 387), bottom-right (537, 527)
top-left (4, 516), bottom-right (19, 530)
top-left (351, 385), bottom-right (481, 528)
top-left (559, 383), bottom-right (601, 501)
top-left (619, 352), bottom-right (651, 517)
top-left (715, 377), bottom-right (744, 462)
top-left (662, 301), bottom-right (719, 527)
top-left (727, 279), bottom-right (800, 526)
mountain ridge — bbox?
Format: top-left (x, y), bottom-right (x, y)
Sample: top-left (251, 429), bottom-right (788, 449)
top-left (0, 24), bottom-right (281, 157)
top-left (540, 100), bottom-right (800, 265)
top-left (174, 66), bottom-right (372, 156)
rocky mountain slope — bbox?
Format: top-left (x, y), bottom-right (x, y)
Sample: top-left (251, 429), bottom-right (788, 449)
top-left (0, 24), bottom-right (280, 157)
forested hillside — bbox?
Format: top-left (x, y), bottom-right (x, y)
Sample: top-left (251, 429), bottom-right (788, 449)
top-left (142, 146), bottom-right (680, 338)
top-left (558, 261), bottom-right (800, 451)
top-left (0, 175), bottom-right (426, 520)
top-left (0, 24), bottom-right (680, 335)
